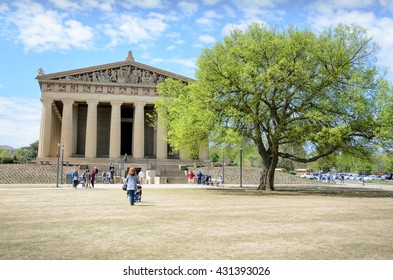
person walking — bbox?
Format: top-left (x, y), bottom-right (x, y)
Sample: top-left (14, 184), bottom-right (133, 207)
top-left (125, 167), bottom-right (139, 206)
top-left (218, 174), bottom-right (224, 187)
top-left (90, 169), bottom-right (96, 188)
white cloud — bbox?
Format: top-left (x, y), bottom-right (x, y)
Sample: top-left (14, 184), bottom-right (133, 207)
top-left (167, 32), bottom-right (181, 38)
top-left (138, 55), bottom-right (196, 76)
top-left (198, 34), bottom-right (216, 44)
top-left (223, 5), bottom-right (236, 18)
top-left (202, 0), bottom-right (222, 5)
top-left (2, 1), bottom-right (95, 52)
top-left (307, 4), bottom-right (393, 81)
top-left (0, 97), bottom-right (41, 148)
top-left (149, 57), bottom-right (165, 64)
top-left (48, 0), bottom-right (83, 11)
top-left (178, 1), bottom-right (199, 16)
top-left (196, 10), bottom-right (223, 25)
top-left (0, 3), bottom-right (9, 13)
top-left (50, 0), bottom-right (152, 12)
top-left (169, 58), bottom-right (197, 69)
top-left (222, 20), bottom-right (266, 36)
top-left (231, 0), bottom-right (285, 19)
top-left (120, 0), bottom-right (165, 9)
top-left (175, 39), bottom-right (185, 44)
top-left (166, 45), bottom-right (176, 50)
top-left (379, 0), bottom-right (393, 12)
top-left (103, 12), bottom-right (171, 47)
top-left (309, 0), bottom-right (374, 11)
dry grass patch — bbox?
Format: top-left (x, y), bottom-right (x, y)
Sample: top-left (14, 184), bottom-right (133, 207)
top-left (0, 187), bottom-right (392, 260)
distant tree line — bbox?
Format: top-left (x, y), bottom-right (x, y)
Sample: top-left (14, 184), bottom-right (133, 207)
top-left (209, 142), bottom-right (393, 175)
top-left (0, 141), bottom-right (38, 164)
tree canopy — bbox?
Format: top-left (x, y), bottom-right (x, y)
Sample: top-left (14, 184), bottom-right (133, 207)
top-left (155, 23), bottom-right (392, 190)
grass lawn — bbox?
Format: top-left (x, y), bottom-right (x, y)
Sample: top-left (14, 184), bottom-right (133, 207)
top-left (0, 187), bottom-right (392, 260)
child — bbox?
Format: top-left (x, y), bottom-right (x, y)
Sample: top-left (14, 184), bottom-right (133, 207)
top-left (80, 172), bottom-right (86, 188)
top-left (135, 185), bottom-right (142, 202)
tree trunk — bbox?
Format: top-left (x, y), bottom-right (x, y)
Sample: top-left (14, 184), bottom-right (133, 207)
top-left (257, 155), bottom-right (278, 191)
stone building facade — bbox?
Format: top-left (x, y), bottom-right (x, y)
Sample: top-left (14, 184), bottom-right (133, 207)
top-left (36, 52), bottom-right (208, 164)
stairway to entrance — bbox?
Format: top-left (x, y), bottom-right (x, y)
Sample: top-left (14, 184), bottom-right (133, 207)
top-left (34, 157), bottom-right (206, 184)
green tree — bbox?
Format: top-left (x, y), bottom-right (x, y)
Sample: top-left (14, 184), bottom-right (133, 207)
top-left (156, 23), bottom-right (391, 191)
top-left (155, 79), bottom-right (219, 160)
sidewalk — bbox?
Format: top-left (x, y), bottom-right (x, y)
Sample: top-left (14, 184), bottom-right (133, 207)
top-left (0, 183), bottom-right (226, 189)
top-left (0, 182), bottom-right (392, 191)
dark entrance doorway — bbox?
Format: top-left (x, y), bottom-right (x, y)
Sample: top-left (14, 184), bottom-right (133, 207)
top-left (121, 105), bottom-right (133, 156)
top-left (121, 122), bottom-right (132, 156)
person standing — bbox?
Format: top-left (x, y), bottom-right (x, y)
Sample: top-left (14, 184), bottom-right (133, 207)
top-left (102, 170), bottom-right (107, 184)
top-left (80, 171), bottom-right (86, 188)
top-left (125, 167), bottom-right (139, 206)
top-left (85, 169), bottom-right (91, 188)
top-left (196, 171), bottom-right (203, 185)
top-left (187, 170), bottom-right (195, 185)
top-left (93, 167), bottom-right (98, 188)
top-left (71, 170), bottom-right (79, 189)
top-left (109, 162), bottom-right (115, 183)
top-left (90, 169), bottom-right (95, 188)
top-left (138, 169), bottom-right (145, 184)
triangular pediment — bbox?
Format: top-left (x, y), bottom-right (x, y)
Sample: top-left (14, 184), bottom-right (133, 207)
top-left (36, 60), bottom-right (193, 86)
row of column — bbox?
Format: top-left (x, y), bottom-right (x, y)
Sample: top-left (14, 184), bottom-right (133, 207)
top-left (38, 98), bottom-right (168, 159)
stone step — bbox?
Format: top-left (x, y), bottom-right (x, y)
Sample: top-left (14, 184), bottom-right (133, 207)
top-left (166, 177), bottom-right (188, 184)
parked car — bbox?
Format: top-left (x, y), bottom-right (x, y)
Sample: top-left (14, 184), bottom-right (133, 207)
top-left (304, 173), bottom-right (317, 179)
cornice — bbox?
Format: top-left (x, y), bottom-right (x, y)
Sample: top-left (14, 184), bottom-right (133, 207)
top-left (36, 60), bottom-right (194, 83)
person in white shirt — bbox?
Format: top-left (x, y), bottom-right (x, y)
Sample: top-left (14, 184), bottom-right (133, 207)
top-left (138, 169), bottom-right (145, 184)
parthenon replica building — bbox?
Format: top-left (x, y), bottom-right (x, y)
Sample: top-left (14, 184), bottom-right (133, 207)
top-left (36, 51), bottom-right (208, 165)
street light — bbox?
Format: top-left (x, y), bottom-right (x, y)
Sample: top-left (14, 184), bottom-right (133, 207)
top-left (56, 142), bottom-right (60, 188)
top-left (240, 147), bottom-right (243, 188)
top-left (222, 148), bottom-right (225, 184)
top-left (60, 145), bottom-right (64, 184)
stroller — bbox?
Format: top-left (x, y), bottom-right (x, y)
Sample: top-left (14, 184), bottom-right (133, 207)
top-left (135, 185), bottom-right (142, 202)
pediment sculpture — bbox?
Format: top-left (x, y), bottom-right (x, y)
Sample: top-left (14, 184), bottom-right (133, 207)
top-left (56, 66), bottom-right (167, 86)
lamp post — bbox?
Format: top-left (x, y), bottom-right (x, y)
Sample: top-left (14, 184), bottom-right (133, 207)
top-left (60, 145), bottom-right (64, 184)
top-left (240, 147), bottom-right (243, 188)
top-left (56, 142), bottom-right (60, 188)
top-left (222, 148), bottom-right (225, 184)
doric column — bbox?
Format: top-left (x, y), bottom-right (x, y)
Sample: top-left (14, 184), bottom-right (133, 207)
top-left (85, 100), bottom-right (99, 158)
top-left (38, 98), bottom-right (53, 158)
top-left (61, 99), bottom-right (74, 157)
top-left (132, 101), bottom-right (146, 158)
top-left (156, 114), bottom-right (167, 159)
top-left (109, 100), bottom-right (123, 158)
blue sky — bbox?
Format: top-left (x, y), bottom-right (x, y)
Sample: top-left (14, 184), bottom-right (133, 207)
top-left (0, 0), bottom-right (392, 148)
